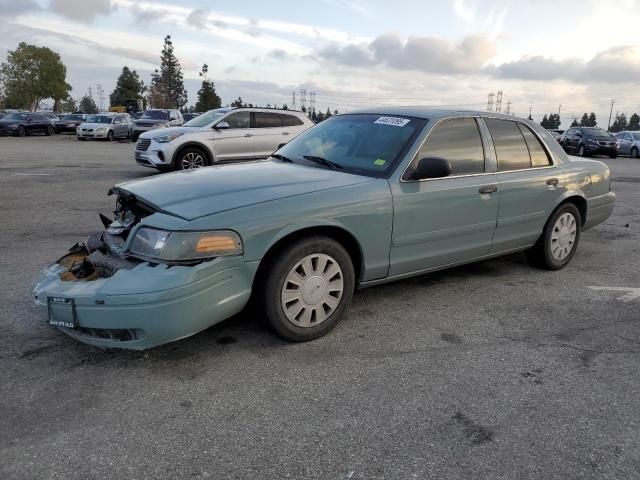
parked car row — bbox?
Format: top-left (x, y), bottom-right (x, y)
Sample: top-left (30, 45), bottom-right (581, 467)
top-left (558, 127), bottom-right (619, 158)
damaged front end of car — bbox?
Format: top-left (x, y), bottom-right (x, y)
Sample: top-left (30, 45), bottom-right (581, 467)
top-left (32, 188), bottom-right (253, 350)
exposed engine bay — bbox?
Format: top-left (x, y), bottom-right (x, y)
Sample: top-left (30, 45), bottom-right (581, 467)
top-left (57, 189), bottom-right (155, 281)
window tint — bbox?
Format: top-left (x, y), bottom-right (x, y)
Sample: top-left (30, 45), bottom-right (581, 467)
top-left (224, 112), bottom-right (250, 129)
top-left (413, 117), bottom-right (485, 176)
top-left (485, 119), bottom-right (532, 171)
top-left (254, 112), bottom-right (283, 128)
top-left (517, 124), bottom-right (551, 167)
top-left (280, 114), bottom-right (304, 127)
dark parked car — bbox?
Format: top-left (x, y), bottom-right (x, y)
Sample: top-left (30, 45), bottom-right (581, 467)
top-left (559, 127), bottom-right (618, 158)
top-left (38, 112), bottom-right (60, 122)
top-left (181, 113), bottom-right (201, 122)
top-left (54, 114), bottom-right (87, 133)
top-left (0, 112), bottom-right (55, 137)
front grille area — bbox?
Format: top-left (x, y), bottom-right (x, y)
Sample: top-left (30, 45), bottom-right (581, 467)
top-left (136, 139), bottom-right (151, 151)
top-left (598, 141), bottom-right (615, 147)
top-left (62, 326), bottom-right (139, 342)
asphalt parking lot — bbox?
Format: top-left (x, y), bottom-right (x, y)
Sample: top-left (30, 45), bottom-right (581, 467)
top-left (1, 134), bottom-right (639, 480)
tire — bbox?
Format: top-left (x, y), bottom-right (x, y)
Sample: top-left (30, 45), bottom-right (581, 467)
top-left (578, 145), bottom-right (586, 157)
top-left (16, 126), bottom-right (26, 137)
top-left (175, 147), bottom-right (210, 170)
top-left (77, 137), bottom-right (86, 141)
top-left (632, 147), bottom-right (639, 159)
top-left (260, 236), bottom-right (355, 342)
top-left (609, 153), bottom-right (617, 159)
top-left (46, 125), bottom-right (54, 136)
top-left (528, 203), bottom-right (581, 270)
top-left (106, 130), bottom-right (114, 141)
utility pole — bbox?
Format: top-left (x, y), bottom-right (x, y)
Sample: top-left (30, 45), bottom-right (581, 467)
top-left (309, 91), bottom-right (316, 116)
top-left (300, 88), bottom-right (307, 112)
top-left (487, 93), bottom-right (495, 112)
top-left (291, 91), bottom-right (296, 110)
top-left (528, 106), bottom-right (532, 120)
top-left (506, 99), bottom-right (512, 115)
top-left (496, 91), bottom-right (503, 113)
top-left (97, 84), bottom-right (105, 112)
top-left (607, 99), bottom-right (615, 131)
top-left (558, 104), bottom-right (562, 116)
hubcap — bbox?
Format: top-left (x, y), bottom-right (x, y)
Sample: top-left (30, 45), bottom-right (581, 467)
top-left (550, 212), bottom-right (577, 261)
top-left (181, 152), bottom-right (205, 169)
top-left (281, 253), bottom-right (344, 328)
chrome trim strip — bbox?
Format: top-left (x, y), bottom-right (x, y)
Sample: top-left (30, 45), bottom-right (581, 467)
top-left (400, 115), bottom-right (558, 183)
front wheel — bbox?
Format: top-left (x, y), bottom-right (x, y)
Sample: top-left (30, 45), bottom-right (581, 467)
top-left (106, 130), bottom-right (114, 141)
top-left (631, 147), bottom-right (639, 159)
top-left (261, 236), bottom-right (355, 341)
top-left (176, 147), bottom-right (209, 170)
top-left (16, 126), bottom-right (26, 137)
top-left (46, 125), bottom-right (54, 136)
top-left (528, 204), bottom-right (581, 270)
top-left (578, 145), bottom-right (586, 157)
top-left (609, 153), bottom-right (617, 159)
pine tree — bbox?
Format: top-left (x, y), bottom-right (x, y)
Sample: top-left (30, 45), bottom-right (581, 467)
top-left (194, 64), bottom-right (221, 112)
top-left (570, 118), bottom-right (579, 127)
top-left (540, 114), bottom-right (549, 128)
top-left (609, 113), bottom-right (628, 133)
top-left (587, 112), bottom-right (597, 127)
top-left (230, 97), bottom-right (244, 107)
top-left (149, 35), bottom-right (188, 109)
top-left (628, 113), bottom-right (640, 131)
top-left (110, 66), bottom-right (146, 109)
top-left (79, 95), bottom-right (97, 114)
top-left (579, 113), bottom-right (589, 127)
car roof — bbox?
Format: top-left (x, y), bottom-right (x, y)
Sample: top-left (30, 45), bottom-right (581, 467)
top-left (232, 107), bottom-right (307, 115)
top-left (345, 106), bottom-right (524, 121)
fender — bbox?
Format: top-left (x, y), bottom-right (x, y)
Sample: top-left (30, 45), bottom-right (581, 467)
top-left (171, 141), bottom-right (214, 167)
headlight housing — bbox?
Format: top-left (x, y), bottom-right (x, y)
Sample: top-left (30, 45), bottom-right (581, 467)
top-left (587, 138), bottom-right (599, 145)
top-left (8, 123), bottom-right (18, 128)
top-left (96, 127), bottom-right (108, 132)
top-left (153, 133), bottom-right (183, 143)
top-left (128, 228), bottom-right (242, 262)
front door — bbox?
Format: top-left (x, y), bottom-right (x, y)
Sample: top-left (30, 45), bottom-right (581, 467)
top-left (389, 117), bottom-right (499, 276)
top-left (212, 111), bottom-right (254, 162)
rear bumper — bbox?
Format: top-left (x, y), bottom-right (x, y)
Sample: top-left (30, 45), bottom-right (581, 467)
top-left (584, 191), bottom-right (615, 231)
top-left (32, 256), bottom-right (254, 350)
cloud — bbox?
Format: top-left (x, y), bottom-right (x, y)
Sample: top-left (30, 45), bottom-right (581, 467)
top-left (186, 8), bottom-right (210, 29)
top-left (319, 33), bottom-right (496, 74)
top-left (489, 45), bottom-right (640, 83)
top-left (0, 0), bottom-right (41, 17)
top-left (49, 0), bottom-right (113, 23)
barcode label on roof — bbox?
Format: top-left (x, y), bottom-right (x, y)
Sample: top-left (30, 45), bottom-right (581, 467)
top-left (374, 116), bottom-right (410, 127)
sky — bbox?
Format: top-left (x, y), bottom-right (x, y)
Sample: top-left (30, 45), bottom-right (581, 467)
top-left (1, 0), bottom-right (640, 127)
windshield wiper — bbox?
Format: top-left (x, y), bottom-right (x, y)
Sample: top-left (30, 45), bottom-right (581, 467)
top-left (271, 153), bottom-right (294, 163)
top-left (303, 155), bottom-right (343, 170)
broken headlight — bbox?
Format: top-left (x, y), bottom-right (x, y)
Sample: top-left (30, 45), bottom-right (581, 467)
top-left (128, 228), bottom-right (242, 262)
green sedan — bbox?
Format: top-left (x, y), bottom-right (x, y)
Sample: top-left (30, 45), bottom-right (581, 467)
top-left (33, 108), bottom-right (615, 350)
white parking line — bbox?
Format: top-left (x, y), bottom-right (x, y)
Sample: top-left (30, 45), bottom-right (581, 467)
top-left (12, 173), bottom-right (52, 176)
top-left (588, 286), bottom-right (640, 302)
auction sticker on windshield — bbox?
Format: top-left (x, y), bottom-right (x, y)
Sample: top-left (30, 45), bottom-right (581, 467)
top-left (374, 116), bottom-right (410, 127)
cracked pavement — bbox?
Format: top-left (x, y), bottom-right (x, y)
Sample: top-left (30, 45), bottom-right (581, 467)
top-left (1, 135), bottom-right (639, 479)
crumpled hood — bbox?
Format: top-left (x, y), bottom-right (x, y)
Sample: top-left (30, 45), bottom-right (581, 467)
top-left (140, 126), bottom-right (202, 139)
top-left (115, 161), bottom-right (374, 220)
top-left (78, 122), bottom-right (111, 130)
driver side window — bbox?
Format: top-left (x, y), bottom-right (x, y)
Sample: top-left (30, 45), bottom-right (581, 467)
top-left (409, 117), bottom-right (485, 177)
top-left (224, 112), bottom-right (250, 129)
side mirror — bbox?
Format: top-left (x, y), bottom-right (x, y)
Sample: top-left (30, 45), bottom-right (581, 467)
top-left (214, 121), bottom-right (230, 130)
top-left (277, 143), bottom-right (287, 150)
top-left (410, 156), bottom-right (452, 180)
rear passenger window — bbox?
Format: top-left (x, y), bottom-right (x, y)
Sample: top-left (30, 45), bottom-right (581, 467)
top-left (280, 114), bottom-right (304, 127)
top-left (413, 117), bottom-right (485, 176)
top-left (254, 112), bottom-right (282, 128)
top-left (485, 119), bottom-right (531, 171)
top-left (517, 124), bottom-right (551, 167)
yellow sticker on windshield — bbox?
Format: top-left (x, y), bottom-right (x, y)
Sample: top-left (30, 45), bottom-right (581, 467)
top-left (374, 159), bottom-right (386, 166)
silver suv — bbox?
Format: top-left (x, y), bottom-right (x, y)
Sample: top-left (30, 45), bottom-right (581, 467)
top-left (134, 107), bottom-right (314, 171)
top-left (131, 109), bottom-right (183, 141)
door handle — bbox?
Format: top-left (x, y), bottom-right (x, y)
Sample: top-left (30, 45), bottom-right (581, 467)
top-left (478, 185), bottom-right (497, 194)
top-left (244, 134), bottom-right (252, 138)
top-left (546, 178), bottom-right (559, 186)
top-left (282, 132), bottom-right (290, 136)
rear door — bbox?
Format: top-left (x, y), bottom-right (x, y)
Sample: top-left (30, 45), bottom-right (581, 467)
top-left (252, 112), bottom-right (285, 158)
top-left (389, 117), bottom-right (499, 275)
top-left (279, 113), bottom-right (306, 143)
top-left (484, 118), bottom-right (560, 252)
top-left (619, 133), bottom-right (632, 155)
top-left (212, 111), bottom-right (253, 162)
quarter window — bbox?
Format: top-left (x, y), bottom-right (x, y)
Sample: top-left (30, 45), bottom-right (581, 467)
top-left (280, 114), bottom-right (304, 127)
top-left (254, 112), bottom-right (283, 128)
top-left (224, 112), bottom-right (250, 129)
top-left (517, 124), bottom-right (551, 167)
top-left (485, 119), bottom-right (532, 171)
top-left (411, 117), bottom-right (485, 176)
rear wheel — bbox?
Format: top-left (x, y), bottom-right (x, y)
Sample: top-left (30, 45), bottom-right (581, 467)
top-left (631, 147), bottom-right (638, 158)
top-left (16, 126), bottom-right (26, 137)
top-left (261, 236), bottom-right (355, 341)
top-left (528, 203), bottom-right (581, 270)
top-left (46, 125), bottom-right (54, 136)
top-left (176, 147), bottom-right (209, 170)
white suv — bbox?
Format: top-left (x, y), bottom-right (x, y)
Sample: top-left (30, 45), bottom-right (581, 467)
top-left (134, 107), bottom-right (314, 171)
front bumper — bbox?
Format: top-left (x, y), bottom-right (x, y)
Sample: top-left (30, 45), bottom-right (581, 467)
top-left (134, 140), bottom-right (176, 170)
top-left (0, 126), bottom-right (19, 135)
top-left (77, 130), bottom-right (110, 139)
top-left (56, 125), bottom-right (79, 133)
top-left (584, 144), bottom-right (618, 155)
top-left (32, 255), bottom-right (254, 350)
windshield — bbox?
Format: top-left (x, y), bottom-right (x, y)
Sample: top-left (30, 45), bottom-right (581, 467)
top-left (62, 114), bottom-right (84, 121)
top-left (184, 108), bottom-right (230, 127)
top-left (4, 113), bottom-right (29, 121)
top-left (86, 115), bottom-right (113, 124)
top-left (274, 114), bottom-right (426, 177)
top-left (582, 127), bottom-right (612, 138)
top-left (140, 110), bottom-right (169, 120)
